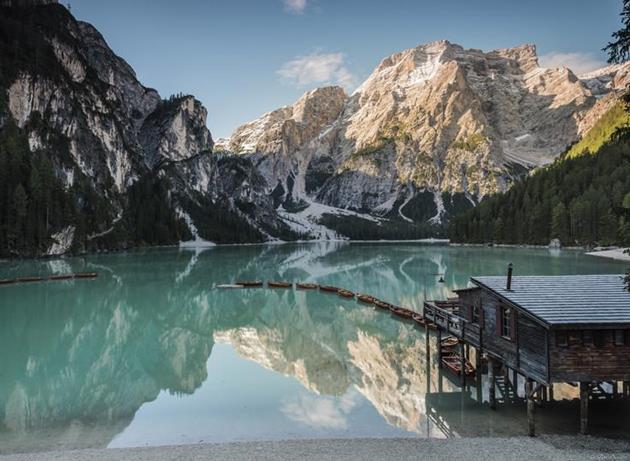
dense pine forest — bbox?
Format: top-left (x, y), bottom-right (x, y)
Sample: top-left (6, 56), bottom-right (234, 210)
top-left (448, 124), bottom-right (630, 247)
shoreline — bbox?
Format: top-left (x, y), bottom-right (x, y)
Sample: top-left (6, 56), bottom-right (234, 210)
top-left (2, 436), bottom-right (629, 461)
top-left (585, 248), bottom-right (630, 262)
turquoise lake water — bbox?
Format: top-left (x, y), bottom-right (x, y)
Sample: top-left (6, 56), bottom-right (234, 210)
top-left (0, 243), bottom-right (628, 453)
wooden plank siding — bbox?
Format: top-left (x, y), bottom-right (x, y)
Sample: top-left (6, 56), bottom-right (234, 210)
top-left (458, 290), bottom-right (549, 384)
top-left (550, 331), bottom-right (630, 382)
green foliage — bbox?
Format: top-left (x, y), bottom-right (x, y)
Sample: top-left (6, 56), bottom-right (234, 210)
top-left (451, 133), bottom-right (487, 152)
top-left (565, 103), bottom-right (630, 159)
top-left (319, 214), bottom-right (443, 240)
top-left (449, 133), bottom-right (630, 246)
top-left (0, 120), bottom-right (78, 257)
top-left (604, 0), bottom-right (630, 64)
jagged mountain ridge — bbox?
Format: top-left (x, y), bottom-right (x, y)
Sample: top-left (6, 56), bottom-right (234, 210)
top-left (220, 40), bottom-right (630, 229)
top-left (2, 2), bottom-right (629, 255)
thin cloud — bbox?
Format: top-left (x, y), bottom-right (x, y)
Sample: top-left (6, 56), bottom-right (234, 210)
top-left (277, 51), bottom-right (358, 90)
top-left (539, 52), bottom-right (606, 75)
top-left (283, 0), bottom-right (307, 14)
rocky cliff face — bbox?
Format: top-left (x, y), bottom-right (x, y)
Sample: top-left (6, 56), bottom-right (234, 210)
top-left (223, 40), bottom-right (630, 229)
top-left (0, 3), bottom-right (293, 256)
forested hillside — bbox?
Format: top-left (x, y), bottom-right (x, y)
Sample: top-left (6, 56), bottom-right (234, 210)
top-left (448, 110), bottom-right (630, 246)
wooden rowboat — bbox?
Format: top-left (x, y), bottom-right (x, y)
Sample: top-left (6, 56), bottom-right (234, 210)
top-left (268, 281), bottom-right (292, 288)
top-left (441, 337), bottom-right (460, 348)
top-left (338, 289), bottom-right (355, 299)
top-left (0, 279), bottom-right (16, 285)
top-left (412, 312), bottom-right (427, 326)
top-left (442, 355), bottom-right (475, 376)
top-left (391, 307), bottom-right (414, 320)
top-left (373, 299), bottom-right (391, 309)
top-left (217, 284), bottom-right (244, 289)
top-left (73, 272), bottom-right (98, 279)
top-left (357, 294), bottom-right (375, 305)
top-left (319, 285), bottom-right (340, 293)
top-left (236, 280), bottom-right (263, 287)
top-left (296, 283), bottom-right (318, 290)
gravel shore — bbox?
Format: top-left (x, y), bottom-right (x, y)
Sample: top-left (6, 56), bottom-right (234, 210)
top-left (2, 436), bottom-right (630, 461)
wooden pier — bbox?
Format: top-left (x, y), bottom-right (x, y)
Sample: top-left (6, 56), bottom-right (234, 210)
top-left (422, 268), bottom-right (630, 436)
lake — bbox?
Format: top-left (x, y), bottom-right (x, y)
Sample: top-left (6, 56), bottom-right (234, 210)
top-left (0, 243), bottom-right (628, 454)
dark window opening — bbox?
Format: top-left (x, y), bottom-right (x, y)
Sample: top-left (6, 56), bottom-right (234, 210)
top-left (582, 330), bottom-right (593, 346)
top-left (614, 330), bottom-right (625, 346)
top-left (501, 306), bottom-right (512, 339)
top-left (471, 304), bottom-right (480, 324)
top-left (568, 331), bottom-right (582, 345)
top-left (556, 331), bottom-right (568, 347)
top-left (593, 330), bottom-right (610, 347)
top-left (625, 330), bottom-right (630, 347)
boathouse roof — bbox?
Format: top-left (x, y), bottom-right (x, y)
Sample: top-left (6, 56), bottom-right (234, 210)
top-left (470, 274), bottom-right (630, 327)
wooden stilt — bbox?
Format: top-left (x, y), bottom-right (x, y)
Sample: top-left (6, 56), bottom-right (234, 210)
top-left (580, 382), bottom-right (589, 435)
top-left (460, 341), bottom-right (466, 386)
top-left (475, 348), bottom-right (483, 403)
top-left (437, 329), bottom-right (443, 369)
top-left (612, 381), bottom-right (619, 399)
top-left (541, 386), bottom-right (548, 403)
top-left (526, 378), bottom-right (536, 437)
top-left (549, 384), bottom-right (554, 402)
top-left (488, 357), bottom-right (496, 410)
top-left (512, 369), bottom-right (518, 398)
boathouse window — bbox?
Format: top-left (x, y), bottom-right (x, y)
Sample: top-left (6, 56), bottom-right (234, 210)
top-left (556, 331), bottom-right (568, 347)
top-left (470, 304), bottom-right (480, 324)
top-left (614, 330), bottom-right (625, 346)
top-left (500, 306), bottom-right (512, 339)
top-left (593, 330), bottom-right (610, 347)
top-left (626, 330), bottom-right (630, 346)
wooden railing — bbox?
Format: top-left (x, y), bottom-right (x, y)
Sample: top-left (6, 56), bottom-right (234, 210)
top-left (423, 301), bottom-right (466, 338)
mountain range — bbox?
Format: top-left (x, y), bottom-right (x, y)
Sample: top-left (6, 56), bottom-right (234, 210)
top-left (1, 0), bottom-right (628, 256)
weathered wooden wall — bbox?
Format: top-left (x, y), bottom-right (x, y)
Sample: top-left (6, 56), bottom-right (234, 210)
top-left (458, 290), bottom-right (549, 383)
top-left (550, 331), bottom-right (630, 382)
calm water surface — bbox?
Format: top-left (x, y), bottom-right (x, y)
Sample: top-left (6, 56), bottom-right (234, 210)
top-left (0, 243), bottom-right (628, 453)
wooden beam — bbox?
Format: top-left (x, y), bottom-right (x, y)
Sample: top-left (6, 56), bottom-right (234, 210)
top-left (437, 329), bottom-right (443, 369)
top-left (580, 382), bottom-right (589, 435)
top-left (526, 378), bottom-right (536, 437)
top-left (488, 357), bottom-right (496, 410)
top-left (460, 341), bottom-right (466, 387)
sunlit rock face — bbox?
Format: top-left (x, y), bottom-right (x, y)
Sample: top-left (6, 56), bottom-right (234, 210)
top-left (223, 40), bottom-right (630, 225)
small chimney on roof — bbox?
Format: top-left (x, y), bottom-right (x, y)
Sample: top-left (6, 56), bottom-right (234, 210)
top-left (507, 263), bottom-right (513, 291)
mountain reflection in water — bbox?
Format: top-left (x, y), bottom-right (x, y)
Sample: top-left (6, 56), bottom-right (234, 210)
top-left (0, 242), bottom-right (628, 453)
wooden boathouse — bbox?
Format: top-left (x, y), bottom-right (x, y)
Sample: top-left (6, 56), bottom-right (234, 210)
top-left (423, 267), bottom-right (630, 436)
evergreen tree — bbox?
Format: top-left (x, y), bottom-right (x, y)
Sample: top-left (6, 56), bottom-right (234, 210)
top-left (604, 0), bottom-right (630, 64)
top-left (551, 201), bottom-right (569, 244)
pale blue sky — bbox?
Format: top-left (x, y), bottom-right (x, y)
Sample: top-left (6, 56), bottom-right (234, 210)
top-left (71, 0), bottom-right (621, 139)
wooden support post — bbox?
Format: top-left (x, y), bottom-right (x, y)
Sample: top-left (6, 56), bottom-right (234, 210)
top-left (548, 384), bottom-right (554, 402)
top-left (425, 324), bottom-right (431, 395)
top-left (580, 382), bottom-right (589, 435)
top-left (475, 348), bottom-right (483, 403)
top-left (488, 357), bottom-right (496, 410)
top-left (526, 378), bottom-right (536, 437)
top-left (512, 369), bottom-right (518, 398)
top-left (624, 381), bottom-right (630, 397)
top-left (460, 341), bottom-right (466, 387)
top-left (437, 329), bottom-right (443, 369)
top-left (541, 386), bottom-right (548, 403)
top-left (612, 381), bottom-right (619, 399)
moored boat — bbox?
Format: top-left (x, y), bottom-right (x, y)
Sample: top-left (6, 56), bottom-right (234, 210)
top-left (0, 279), bottom-right (16, 285)
top-left (442, 355), bottom-right (475, 376)
top-left (319, 285), bottom-right (340, 293)
top-left (373, 299), bottom-right (391, 309)
top-left (268, 281), bottom-right (292, 288)
top-left (357, 294), bottom-right (375, 304)
top-left (236, 280), bottom-right (263, 287)
top-left (296, 282), bottom-right (318, 290)
top-left (217, 284), bottom-right (245, 289)
top-left (337, 289), bottom-right (355, 298)
top-left (412, 312), bottom-right (427, 326)
top-left (391, 306), bottom-right (414, 320)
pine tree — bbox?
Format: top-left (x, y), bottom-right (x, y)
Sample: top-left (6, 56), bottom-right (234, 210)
top-left (551, 202), bottom-right (570, 244)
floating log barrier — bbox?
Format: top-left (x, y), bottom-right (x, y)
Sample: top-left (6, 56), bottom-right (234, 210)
top-left (236, 280), bottom-right (263, 288)
top-left (337, 289), bottom-right (355, 299)
top-left (217, 284), bottom-right (245, 289)
top-left (296, 282), bottom-right (318, 290)
top-left (48, 274), bottom-right (75, 281)
top-left (73, 272), bottom-right (98, 279)
top-left (357, 294), bottom-right (375, 305)
top-left (16, 276), bottom-right (44, 283)
top-left (319, 285), bottom-right (340, 294)
top-left (268, 281), bottom-right (292, 288)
